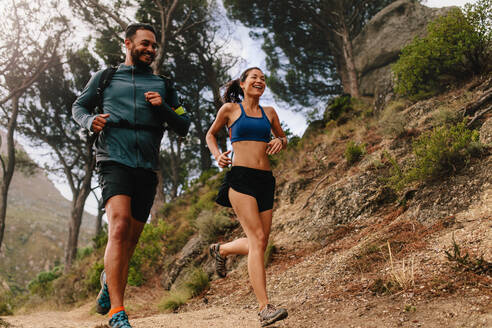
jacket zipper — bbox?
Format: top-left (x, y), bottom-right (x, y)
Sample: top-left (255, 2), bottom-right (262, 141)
top-left (132, 66), bottom-right (139, 167)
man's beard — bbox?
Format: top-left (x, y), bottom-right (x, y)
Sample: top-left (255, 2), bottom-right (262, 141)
top-left (130, 47), bottom-right (155, 67)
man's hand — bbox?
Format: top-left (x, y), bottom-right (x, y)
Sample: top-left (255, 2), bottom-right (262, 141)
top-left (92, 113), bottom-right (110, 133)
top-left (216, 150), bottom-right (232, 168)
top-left (145, 91), bottom-right (162, 107)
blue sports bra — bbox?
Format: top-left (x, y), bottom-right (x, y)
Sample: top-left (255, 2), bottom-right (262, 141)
top-left (229, 103), bottom-right (271, 143)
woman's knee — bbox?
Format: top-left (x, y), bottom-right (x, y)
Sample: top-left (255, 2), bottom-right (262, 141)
top-left (249, 232), bottom-right (268, 251)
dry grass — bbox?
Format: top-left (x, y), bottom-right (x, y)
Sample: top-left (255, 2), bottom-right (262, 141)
top-left (387, 241), bottom-right (415, 290)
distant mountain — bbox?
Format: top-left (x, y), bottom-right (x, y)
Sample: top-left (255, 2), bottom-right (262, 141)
top-left (0, 135), bottom-right (96, 289)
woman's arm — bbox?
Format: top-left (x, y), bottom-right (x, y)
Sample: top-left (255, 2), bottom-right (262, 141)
top-left (206, 103), bottom-right (233, 168)
top-left (266, 107), bottom-right (287, 155)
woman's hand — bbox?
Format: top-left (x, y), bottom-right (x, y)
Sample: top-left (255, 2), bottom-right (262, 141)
top-left (216, 150), bottom-right (232, 168)
top-left (266, 137), bottom-right (284, 155)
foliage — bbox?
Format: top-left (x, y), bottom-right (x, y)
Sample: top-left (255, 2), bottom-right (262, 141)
top-left (386, 123), bottom-right (482, 191)
top-left (76, 246), bottom-right (94, 260)
top-left (432, 107), bottom-right (463, 127)
top-left (379, 101), bottom-right (408, 138)
top-left (195, 210), bottom-right (238, 243)
top-left (344, 141), bottom-right (366, 165)
top-left (445, 235), bottom-right (492, 276)
top-left (85, 261), bottom-right (104, 292)
top-left (224, 0), bottom-right (399, 108)
top-left (324, 94), bottom-right (352, 121)
top-left (393, 2), bottom-right (492, 99)
top-left (186, 190), bottom-right (218, 221)
top-left (128, 220), bottom-right (171, 286)
top-left (264, 241), bottom-right (276, 268)
top-left (27, 266), bottom-right (63, 297)
top-left (158, 290), bottom-right (189, 312)
top-left (159, 267), bottom-right (210, 311)
top-left (184, 267), bottom-right (210, 297)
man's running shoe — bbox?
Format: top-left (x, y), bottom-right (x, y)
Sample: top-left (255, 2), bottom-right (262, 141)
top-left (109, 310), bottom-right (132, 328)
top-left (209, 243), bottom-right (227, 278)
top-left (96, 270), bottom-right (110, 315)
top-left (258, 304), bottom-right (288, 327)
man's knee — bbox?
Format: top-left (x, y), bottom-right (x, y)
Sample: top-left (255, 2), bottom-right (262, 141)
top-left (108, 212), bottom-right (132, 243)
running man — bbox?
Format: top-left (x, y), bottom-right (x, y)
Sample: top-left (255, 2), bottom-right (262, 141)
top-left (72, 23), bottom-right (190, 328)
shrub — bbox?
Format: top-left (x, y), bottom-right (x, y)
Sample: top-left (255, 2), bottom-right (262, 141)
top-left (127, 220), bottom-right (171, 286)
top-left (76, 246), bottom-right (94, 260)
top-left (184, 268), bottom-right (209, 297)
top-left (27, 266), bottom-right (63, 297)
top-left (324, 94), bottom-right (352, 121)
top-left (264, 241), bottom-right (276, 268)
top-left (386, 123), bottom-right (482, 191)
top-left (195, 210), bottom-right (238, 243)
top-left (158, 290), bottom-right (189, 312)
top-left (85, 261), bottom-right (104, 292)
top-left (393, 1), bottom-right (492, 99)
top-left (344, 141), bottom-right (365, 165)
top-left (406, 122), bottom-right (481, 181)
top-left (432, 107), bottom-right (463, 127)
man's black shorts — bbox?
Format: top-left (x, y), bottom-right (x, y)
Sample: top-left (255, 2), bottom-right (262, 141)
top-left (216, 166), bottom-right (275, 212)
top-left (97, 161), bottom-right (158, 222)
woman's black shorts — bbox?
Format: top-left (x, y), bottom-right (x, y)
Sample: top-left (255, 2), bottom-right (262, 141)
top-left (97, 161), bottom-right (158, 223)
top-left (216, 166), bottom-right (275, 212)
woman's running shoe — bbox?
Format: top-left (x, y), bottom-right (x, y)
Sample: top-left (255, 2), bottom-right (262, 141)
top-left (209, 243), bottom-right (227, 278)
top-left (109, 310), bottom-right (132, 328)
top-left (96, 270), bottom-right (111, 315)
top-left (258, 304), bottom-right (288, 327)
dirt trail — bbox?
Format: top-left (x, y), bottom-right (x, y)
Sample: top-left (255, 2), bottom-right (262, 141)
top-left (1, 304), bottom-right (259, 328)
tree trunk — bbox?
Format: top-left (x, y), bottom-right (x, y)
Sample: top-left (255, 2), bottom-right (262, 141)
top-left (150, 170), bottom-right (166, 225)
top-left (64, 145), bottom-right (95, 272)
top-left (95, 197), bottom-right (104, 236)
top-left (0, 95), bottom-right (20, 251)
top-left (339, 24), bottom-right (360, 97)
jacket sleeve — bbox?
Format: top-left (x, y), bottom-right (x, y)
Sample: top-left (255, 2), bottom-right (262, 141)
top-left (158, 80), bottom-right (191, 137)
top-left (72, 70), bottom-right (103, 131)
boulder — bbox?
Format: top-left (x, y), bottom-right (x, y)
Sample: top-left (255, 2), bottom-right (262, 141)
top-left (353, 0), bottom-right (453, 98)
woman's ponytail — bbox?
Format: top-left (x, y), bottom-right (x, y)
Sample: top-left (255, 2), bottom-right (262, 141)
top-left (222, 79), bottom-right (243, 103)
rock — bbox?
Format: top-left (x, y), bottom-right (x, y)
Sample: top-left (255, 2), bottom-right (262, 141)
top-left (479, 117), bottom-right (492, 145)
top-left (353, 0), bottom-right (453, 99)
top-left (161, 234), bottom-right (207, 290)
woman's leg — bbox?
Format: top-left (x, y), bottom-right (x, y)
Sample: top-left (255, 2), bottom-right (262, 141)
top-left (219, 209), bottom-right (272, 257)
top-left (228, 188), bottom-right (269, 309)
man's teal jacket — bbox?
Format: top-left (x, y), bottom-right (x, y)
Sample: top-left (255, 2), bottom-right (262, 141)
top-left (72, 64), bottom-right (190, 170)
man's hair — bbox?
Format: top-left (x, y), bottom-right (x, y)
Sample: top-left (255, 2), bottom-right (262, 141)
top-left (125, 23), bottom-right (156, 40)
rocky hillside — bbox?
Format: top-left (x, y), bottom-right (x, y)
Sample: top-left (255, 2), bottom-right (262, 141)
top-left (0, 137), bottom-right (96, 289)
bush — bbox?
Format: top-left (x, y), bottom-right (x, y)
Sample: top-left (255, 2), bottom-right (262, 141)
top-left (264, 241), bottom-right (276, 268)
top-left (406, 122), bottom-right (481, 181)
top-left (344, 141), bottom-right (365, 165)
top-left (85, 261), bottom-right (104, 292)
top-left (324, 94), bottom-right (352, 121)
top-left (393, 1), bottom-right (492, 99)
top-left (184, 268), bottom-right (209, 297)
top-left (27, 266), bottom-right (63, 297)
top-left (195, 210), bottom-right (238, 242)
top-left (386, 123), bottom-right (482, 190)
top-left (76, 246), bottom-right (93, 260)
top-left (432, 107), bottom-right (463, 127)
top-left (158, 290), bottom-right (189, 312)
top-left (379, 101), bottom-right (408, 138)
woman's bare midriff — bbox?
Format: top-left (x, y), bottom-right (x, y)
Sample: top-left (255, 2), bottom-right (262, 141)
top-left (231, 141), bottom-right (271, 171)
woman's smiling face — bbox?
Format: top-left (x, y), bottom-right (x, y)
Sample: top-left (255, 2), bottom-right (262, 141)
top-left (241, 68), bottom-right (266, 98)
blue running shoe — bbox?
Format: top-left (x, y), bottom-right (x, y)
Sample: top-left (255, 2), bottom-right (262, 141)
top-left (109, 310), bottom-right (132, 328)
top-left (96, 270), bottom-right (110, 315)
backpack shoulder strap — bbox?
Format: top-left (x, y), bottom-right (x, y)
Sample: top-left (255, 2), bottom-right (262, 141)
top-left (96, 66), bottom-right (118, 114)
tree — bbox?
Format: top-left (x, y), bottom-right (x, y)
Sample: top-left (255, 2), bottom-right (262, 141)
top-left (0, 0), bottom-right (69, 251)
top-left (223, 0), bottom-right (400, 108)
top-left (17, 48), bottom-right (100, 271)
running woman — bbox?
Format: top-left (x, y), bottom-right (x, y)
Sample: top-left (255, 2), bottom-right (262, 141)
top-left (206, 67), bottom-right (288, 327)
